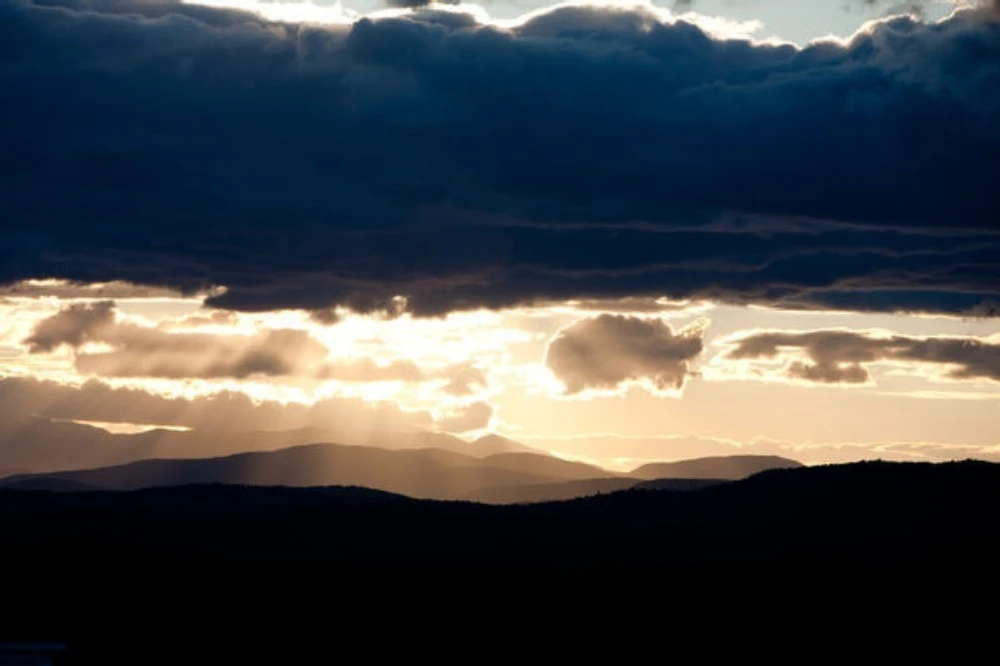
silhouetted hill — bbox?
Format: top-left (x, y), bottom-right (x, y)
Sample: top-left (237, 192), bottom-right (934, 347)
top-left (0, 417), bottom-right (151, 475)
top-left (0, 477), bottom-right (99, 492)
top-left (468, 473), bottom-right (762, 505)
top-left (629, 477), bottom-right (729, 491)
top-left (463, 476), bottom-right (639, 503)
top-left (2, 460), bottom-right (997, 664)
top-left (3, 459), bottom-right (995, 565)
top-left (475, 452), bottom-right (618, 480)
top-left (630, 454), bottom-right (803, 480)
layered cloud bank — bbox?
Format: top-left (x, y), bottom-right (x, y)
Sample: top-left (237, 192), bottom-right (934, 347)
top-left (720, 329), bottom-right (1000, 384)
top-left (2, 0), bottom-right (998, 316)
top-left (21, 300), bottom-right (494, 388)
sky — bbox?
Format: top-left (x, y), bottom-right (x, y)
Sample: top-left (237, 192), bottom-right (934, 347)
top-left (0, 0), bottom-right (997, 471)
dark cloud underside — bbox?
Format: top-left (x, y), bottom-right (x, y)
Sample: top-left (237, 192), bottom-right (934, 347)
top-left (1, 0), bottom-right (998, 315)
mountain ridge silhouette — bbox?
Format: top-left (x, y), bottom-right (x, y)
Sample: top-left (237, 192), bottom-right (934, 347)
top-left (0, 436), bottom-right (805, 502)
top-left (3, 458), bottom-right (996, 665)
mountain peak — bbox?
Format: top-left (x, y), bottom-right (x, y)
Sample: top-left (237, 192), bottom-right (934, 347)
top-left (471, 434), bottom-right (537, 456)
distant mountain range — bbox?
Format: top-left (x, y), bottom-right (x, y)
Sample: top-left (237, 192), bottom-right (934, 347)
top-left (0, 416), bottom-right (811, 503)
top-left (0, 431), bottom-right (811, 502)
top-left (0, 416), bottom-right (537, 475)
top-left (0, 443), bottom-right (608, 501)
top-left (2, 458), bottom-right (997, 570)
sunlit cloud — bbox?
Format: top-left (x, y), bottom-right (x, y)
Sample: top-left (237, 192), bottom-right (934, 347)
top-left (181, 0), bottom-right (773, 42)
top-left (544, 314), bottom-right (707, 397)
top-left (23, 301), bottom-right (332, 380)
top-left (873, 389), bottom-right (1000, 401)
top-left (707, 328), bottom-right (1000, 388)
top-left (1, 285), bottom-right (998, 466)
top-left (0, 375), bottom-right (435, 435)
top-left (182, 0), bottom-right (360, 23)
top-left (67, 420), bottom-right (193, 435)
top-left (1, 299), bottom-right (515, 420)
top-left (438, 361), bottom-right (489, 396)
top-left (432, 400), bottom-right (495, 432)
top-left (542, 297), bottom-right (714, 317)
top-left (0, 279), bottom-right (189, 302)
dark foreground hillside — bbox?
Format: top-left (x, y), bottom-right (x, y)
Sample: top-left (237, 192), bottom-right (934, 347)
top-left (2, 460), bottom-right (998, 663)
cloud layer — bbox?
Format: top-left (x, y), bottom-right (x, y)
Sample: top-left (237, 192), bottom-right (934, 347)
top-left (0, 375), bottom-right (429, 433)
top-left (433, 400), bottom-right (494, 432)
top-left (723, 329), bottom-right (1000, 383)
top-left (25, 301), bottom-right (331, 378)
top-left (546, 314), bottom-right (703, 394)
top-left (1, 0), bottom-right (998, 315)
top-left (23, 301), bottom-right (489, 385)
top-left (0, 374), bottom-right (497, 443)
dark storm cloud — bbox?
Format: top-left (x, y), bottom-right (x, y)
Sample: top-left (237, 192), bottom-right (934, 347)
top-left (2, 0), bottom-right (999, 316)
top-left (545, 314), bottom-right (704, 394)
top-left (724, 329), bottom-right (1000, 383)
